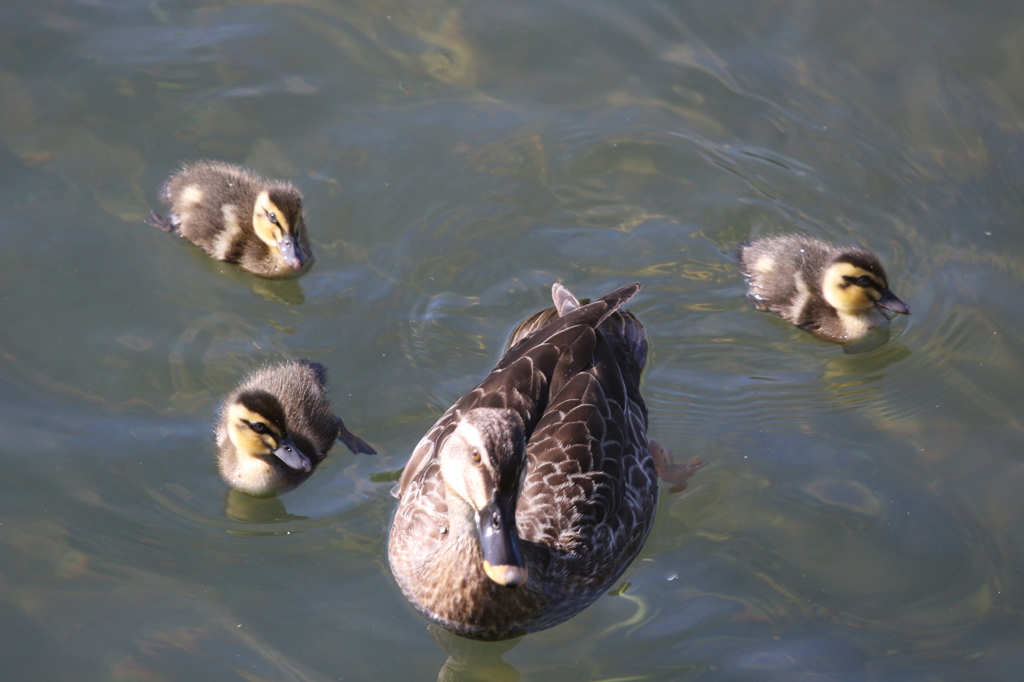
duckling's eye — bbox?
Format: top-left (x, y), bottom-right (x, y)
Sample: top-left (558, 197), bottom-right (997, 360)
top-left (471, 449), bottom-right (481, 463)
top-left (249, 421), bottom-right (271, 435)
top-left (856, 275), bottom-right (875, 287)
top-left (266, 210), bottom-right (280, 226)
top-left (491, 511), bottom-right (501, 529)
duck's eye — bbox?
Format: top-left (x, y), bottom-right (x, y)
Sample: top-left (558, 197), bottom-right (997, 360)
top-left (471, 449), bottom-right (481, 463)
top-left (857, 275), bottom-right (874, 287)
top-left (266, 210), bottom-right (280, 226)
top-left (491, 512), bottom-right (501, 529)
top-left (249, 421), bottom-right (271, 435)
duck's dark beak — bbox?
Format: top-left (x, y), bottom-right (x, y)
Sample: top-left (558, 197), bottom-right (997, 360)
top-left (273, 437), bottom-right (311, 472)
top-left (277, 233), bottom-right (305, 271)
top-left (876, 289), bottom-right (911, 315)
top-left (477, 493), bottom-right (528, 587)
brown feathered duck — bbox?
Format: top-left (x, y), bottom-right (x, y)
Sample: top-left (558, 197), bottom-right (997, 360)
top-left (388, 282), bottom-right (701, 641)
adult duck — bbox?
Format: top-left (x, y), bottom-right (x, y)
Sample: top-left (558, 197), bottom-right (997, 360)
top-left (389, 282), bottom-right (691, 640)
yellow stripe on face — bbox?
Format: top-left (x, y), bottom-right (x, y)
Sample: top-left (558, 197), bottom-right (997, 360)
top-left (822, 263), bottom-right (881, 313)
top-left (833, 262), bottom-right (884, 288)
top-left (252, 191), bottom-right (290, 245)
top-left (225, 401), bottom-right (285, 457)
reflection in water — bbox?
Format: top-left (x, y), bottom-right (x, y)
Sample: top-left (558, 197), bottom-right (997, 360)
top-left (251, 276), bottom-right (306, 305)
top-left (0, 519), bottom-right (331, 681)
top-left (0, 0), bottom-right (1023, 678)
top-left (819, 342), bottom-right (913, 417)
top-left (224, 489), bottom-right (308, 524)
top-left (838, 327), bottom-right (891, 355)
top-left (431, 626), bottom-right (520, 682)
top-left (167, 312), bottom-right (264, 412)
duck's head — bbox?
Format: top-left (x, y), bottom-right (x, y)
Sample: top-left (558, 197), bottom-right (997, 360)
top-left (224, 389), bottom-right (311, 473)
top-left (252, 187), bottom-right (307, 272)
top-left (822, 251), bottom-right (911, 316)
top-left (438, 408), bottom-right (529, 588)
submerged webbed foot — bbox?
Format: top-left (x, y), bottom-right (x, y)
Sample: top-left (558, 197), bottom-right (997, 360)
top-left (145, 210), bottom-right (177, 232)
top-left (335, 416), bottom-right (376, 455)
top-left (651, 440), bottom-right (705, 494)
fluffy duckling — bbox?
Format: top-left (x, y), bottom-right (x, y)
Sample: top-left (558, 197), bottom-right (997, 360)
top-left (147, 161), bottom-right (314, 278)
top-left (739, 234), bottom-right (910, 344)
top-left (216, 360), bottom-right (375, 497)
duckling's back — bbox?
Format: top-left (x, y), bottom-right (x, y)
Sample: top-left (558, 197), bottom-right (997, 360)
top-left (739, 235), bottom-right (835, 316)
top-left (162, 162), bottom-right (263, 250)
top-left (154, 161), bottom-right (314, 278)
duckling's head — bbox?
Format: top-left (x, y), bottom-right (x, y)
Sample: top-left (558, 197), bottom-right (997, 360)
top-left (252, 187), bottom-right (307, 272)
top-left (821, 252), bottom-right (911, 317)
top-left (438, 408), bottom-right (528, 588)
top-left (224, 389), bottom-right (311, 473)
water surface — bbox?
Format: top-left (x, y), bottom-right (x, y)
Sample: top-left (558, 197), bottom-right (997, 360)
top-left (1, 0), bottom-right (1023, 679)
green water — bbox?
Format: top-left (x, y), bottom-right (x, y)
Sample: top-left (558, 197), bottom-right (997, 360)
top-left (1, 0), bottom-right (1022, 679)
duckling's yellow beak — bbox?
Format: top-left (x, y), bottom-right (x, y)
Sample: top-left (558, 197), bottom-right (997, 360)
top-left (876, 289), bottom-right (911, 316)
top-left (477, 496), bottom-right (527, 587)
top-left (273, 437), bottom-right (311, 472)
top-left (277, 234), bottom-right (305, 271)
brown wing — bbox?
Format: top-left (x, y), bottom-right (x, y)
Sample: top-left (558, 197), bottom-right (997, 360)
top-left (516, 319), bottom-right (656, 592)
top-left (394, 283), bottom-right (640, 497)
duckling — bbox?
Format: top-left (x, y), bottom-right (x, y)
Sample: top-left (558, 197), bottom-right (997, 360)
top-left (738, 234), bottom-right (910, 344)
top-left (147, 161), bottom-right (314, 278)
top-left (216, 360), bottom-right (375, 497)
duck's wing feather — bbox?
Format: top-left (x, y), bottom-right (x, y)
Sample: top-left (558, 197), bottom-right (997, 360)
top-left (517, 322), bottom-right (655, 593)
top-left (395, 283), bottom-right (640, 498)
top-left (505, 285), bottom-right (646, 371)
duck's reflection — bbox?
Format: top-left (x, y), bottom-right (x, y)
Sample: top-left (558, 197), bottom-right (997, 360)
top-left (250, 276), bottom-right (306, 305)
top-left (224, 489), bottom-right (308, 524)
top-left (429, 626), bottom-right (521, 682)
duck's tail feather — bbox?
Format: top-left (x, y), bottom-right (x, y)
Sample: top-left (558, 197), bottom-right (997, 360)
top-left (504, 282), bottom-right (645, 367)
top-left (551, 283), bottom-right (581, 316)
top-left (592, 282), bottom-right (640, 327)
